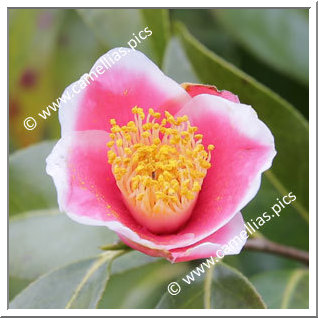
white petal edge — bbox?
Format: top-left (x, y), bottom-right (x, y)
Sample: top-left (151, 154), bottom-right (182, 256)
top-left (58, 47), bottom-right (191, 136)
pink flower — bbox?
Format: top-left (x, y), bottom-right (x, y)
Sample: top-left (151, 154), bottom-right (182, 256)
top-left (46, 48), bottom-right (276, 263)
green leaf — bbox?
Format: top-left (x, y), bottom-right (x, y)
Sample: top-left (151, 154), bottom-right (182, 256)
top-left (9, 141), bottom-right (58, 216)
top-left (242, 177), bottom-right (308, 250)
top-left (175, 22), bottom-right (309, 222)
top-left (110, 250), bottom-right (157, 275)
top-left (76, 9), bottom-right (170, 65)
top-left (162, 37), bottom-right (199, 83)
top-left (9, 210), bottom-right (117, 280)
top-left (156, 262), bottom-right (266, 309)
top-left (213, 9), bottom-right (309, 84)
top-left (224, 250), bottom-right (305, 279)
top-left (98, 260), bottom-right (190, 309)
top-left (140, 9), bottom-right (170, 65)
top-left (51, 9), bottom-right (105, 91)
top-left (10, 252), bottom-right (121, 309)
top-left (9, 276), bottom-right (31, 301)
top-left (250, 269), bottom-right (309, 308)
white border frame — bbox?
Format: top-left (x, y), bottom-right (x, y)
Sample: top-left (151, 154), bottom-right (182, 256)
top-left (3, 1), bottom-right (316, 316)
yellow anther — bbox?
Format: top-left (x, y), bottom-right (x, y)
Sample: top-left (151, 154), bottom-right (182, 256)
top-left (161, 119), bottom-right (167, 126)
top-left (195, 144), bottom-right (205, 152)
top-left (111, 125), bottom-right (121, 133)
top-left (148, 108), bottom-right (155, 115)
top-left (136, 193), bottom-right (144, 201)
top-left (116, 139), bottom-right (123, 147)
top-left (208, 144), bottom-right (215, 151)
top-left (107, 150), bottom-right (116, 164)
top-left (124, 147), bottom-right (132, 155)
top-left (188, 126), bottom-right (198, 133)
top-left (195, 134), bottom-right (203, 140)
top-left (107, 141), bottom-right (115, 148)
top-left (142, 123), bottom-right (152, 131)
top-left (142, 131), bottom-right (151, 138)
top-left (110, 118), bottom-right (116, 125)
top-left (192, 181), bottom-right (201, 192)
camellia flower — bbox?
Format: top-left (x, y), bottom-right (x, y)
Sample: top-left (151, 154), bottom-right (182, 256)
top-left (46, 48), bottom-right (276, 262)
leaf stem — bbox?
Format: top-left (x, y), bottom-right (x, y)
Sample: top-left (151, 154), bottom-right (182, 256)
top-left (99, 241), bottom-right (132, 251)
top-left (244, 238), bottom-right (309, 265)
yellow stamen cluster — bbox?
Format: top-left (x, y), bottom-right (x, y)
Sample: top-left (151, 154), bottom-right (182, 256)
top-left (107, 106), bottom-right (214, 215)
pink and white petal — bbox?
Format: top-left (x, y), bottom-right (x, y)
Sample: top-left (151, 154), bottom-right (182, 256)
top-left (174, 94), bottom-right (276, 244)
top-left (59, 48), bottom-right (191, 136)
top-left (169, 212), bottom-right (247, 262)
top-left (46, 131), bottom-right (206, 252)
top-left (181, 82), bottom-right (240, 103)
top-left (46, 130), bottom-right (125, 224)
top-left (118, 212), bottom-right (246, 262)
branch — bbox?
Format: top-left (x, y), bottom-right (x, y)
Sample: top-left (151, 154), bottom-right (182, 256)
top-left (244, 238), bottom-right (309, 265)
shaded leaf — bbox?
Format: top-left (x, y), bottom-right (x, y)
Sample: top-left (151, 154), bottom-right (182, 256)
top-left (9, 141), bottom-right (57, 216)
top-left (9, 210), bottom-right (117, 280)
top-left (162, 37), bottom-right (199, 83)
top-left (213, 9), bottom-right (309, 84)
top-left (98, 260), bottom-right (190, 309)
top-left (9, 276), bottom-right (31, 301)
top-left (157, 262), bottom-right (265, 309)
top-left (251, 269), bottom-right (309, 308)
top-left (140, 9), bottom-right (170, 65)
top-left (10, 252), bottom-right (120, 309)
top-left (224, 250), bottom-right (305, 278)
top-left (77, 9), bottom-right (169, 65)
top-left (241, 177), bottom-right (308, 250)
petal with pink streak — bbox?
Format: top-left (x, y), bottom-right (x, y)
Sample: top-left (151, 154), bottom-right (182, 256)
top-left (45, 130), bottom-right (212, 252)
top-left (181, 82), bottom-right (240, 103)
top-left (118, 212), bottom-right (246, 262)
top-left (59, 48), bottom-right (190, 136)
top-left (173, 94), bottom-right (276, 244)
top-left (169, 212), bottom-right (247, 262)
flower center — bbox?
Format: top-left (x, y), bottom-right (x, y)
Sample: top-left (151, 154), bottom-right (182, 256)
top-left (107, 106), bottom-right (214, 234)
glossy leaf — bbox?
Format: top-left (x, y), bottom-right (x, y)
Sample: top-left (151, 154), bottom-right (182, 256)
top-left (98, 260), bottom-right (190, 309)
top-left (251, 269), bottom-right (309, 308)
top-left (9, 210), bottom-right (117, 280)
top-left (241, 177), bottom-right (308, 250)
top-left (156, 262), bottom-right (266, 309)
top-left (140, 9), bottom-right (170, 65)
top-left (175, 22), bottom-right (309, 223)
top-left (10, 252), bottom-right (120, 309)
top-left (162, 37), bottom-right (199, 83)
top-left (77, 9), bottom-right (170, 65)
top-left (213, 9), bottom-right (309, 84)
top-left (9, 276), bottom-right (31, 301)
top-left (9, 141), bottom-right (58, 216)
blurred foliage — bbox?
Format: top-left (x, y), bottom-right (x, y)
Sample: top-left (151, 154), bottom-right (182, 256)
top-left (9, 8), bottom-right (309, 309)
